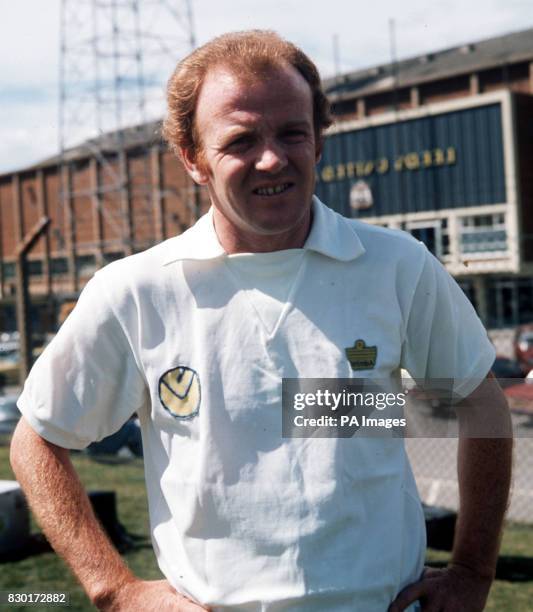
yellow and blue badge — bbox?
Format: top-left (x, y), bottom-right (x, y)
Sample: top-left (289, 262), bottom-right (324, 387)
top-left (159, 366), bottom-right (201, 419)
top-left (345, 339), bottom-right (377, 371)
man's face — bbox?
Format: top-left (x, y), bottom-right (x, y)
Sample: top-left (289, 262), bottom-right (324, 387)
top-left (181, 63), bottom-right (321, 251)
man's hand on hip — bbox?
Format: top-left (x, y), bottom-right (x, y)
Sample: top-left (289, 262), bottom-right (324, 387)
top-left (389, 565), bottom-right (492, 612)
top-left (96, 579), bottom-right (210, 611)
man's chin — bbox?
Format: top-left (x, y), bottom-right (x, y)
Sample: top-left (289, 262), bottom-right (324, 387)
top-left (248, 205), bottom-right (311, 233)
top-left (212, 203), bottom-right (312, 249)
top-left (247, 217), bottom-right (306, 237)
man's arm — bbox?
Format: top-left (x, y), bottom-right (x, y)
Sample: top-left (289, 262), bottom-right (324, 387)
top-left (10, 417), bottom-right (208, 612)
top-left (390, 374), bottom-right (513, 612)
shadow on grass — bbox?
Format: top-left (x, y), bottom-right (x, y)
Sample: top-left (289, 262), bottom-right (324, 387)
top-left (0, 532), bottom-right (152, 564)
top-left (428, 557), bottom-right (533, 582)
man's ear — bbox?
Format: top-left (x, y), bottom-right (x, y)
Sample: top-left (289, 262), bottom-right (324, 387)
top-left (315, 138), bottom-right (323, 164)
top-left (179, 147), bottom-right (209, 185)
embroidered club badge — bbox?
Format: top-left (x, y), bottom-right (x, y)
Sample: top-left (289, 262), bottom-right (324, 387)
top-left (159, 366), bottom-right (201, 419)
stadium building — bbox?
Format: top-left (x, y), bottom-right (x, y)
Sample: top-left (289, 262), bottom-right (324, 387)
top-left (319, 27), bottom-right (533, 333)
top-left (0, 123), bottom-right (207, 336)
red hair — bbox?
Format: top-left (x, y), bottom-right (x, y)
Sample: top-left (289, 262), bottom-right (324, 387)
top-left (162, 30), bottom-right (331, 161)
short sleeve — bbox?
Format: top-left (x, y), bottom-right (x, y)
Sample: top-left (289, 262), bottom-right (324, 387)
top-left (400, 245), bottom-right (495, 399)
top-left (17, 274), bottom-right (148, 449)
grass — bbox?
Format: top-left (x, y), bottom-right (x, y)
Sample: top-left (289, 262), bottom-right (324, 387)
top-left (0, 445), bottom-right (162, 611)
top-left (426, 525), bottom-right (533, 611)
top-left (1, 443), bottom-right (533, 610)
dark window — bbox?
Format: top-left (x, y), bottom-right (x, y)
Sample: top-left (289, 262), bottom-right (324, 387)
top-left (28, 260), bottom-right (43, 276)
top-left (330, 100), bottom-right (356, 116)
top-left (104, 251), bottom-right (125, 264)
top-left (76, 254), bottom-right (97, 275)
top-left (487, 280), bottom-right (515, 328)
top-left (51, 257), bottom-right (69, 275)
top-left (459, 214), bottom-right (507, 254)
top-left (517, 282), bottom-right (533, 324)
top-left (410, 226), bottom-right (437, 255)
top-left (2, 262), bottom-right (15, 279)
top-left (406, 219), bottom-right (450, 259)
top-left (457, 280), bottom-right (477, 311)
top-left (485, 277), bottom-right (533, 328)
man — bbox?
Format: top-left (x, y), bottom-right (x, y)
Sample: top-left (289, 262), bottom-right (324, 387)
top-left (10, 31), bottom-right (512, 611)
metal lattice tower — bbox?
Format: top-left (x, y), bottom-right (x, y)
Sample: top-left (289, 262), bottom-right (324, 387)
top-left (58, 0), bottom-right (196, 275)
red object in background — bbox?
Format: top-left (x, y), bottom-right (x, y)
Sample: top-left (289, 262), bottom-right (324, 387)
top-left (503, 379), bottom-right (533, 416)
top-left (514, 324), bottom-right (533, 375)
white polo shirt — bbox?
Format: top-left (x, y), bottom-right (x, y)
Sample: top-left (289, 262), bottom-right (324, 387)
top-left (18, 197), bottom-right (495, 611)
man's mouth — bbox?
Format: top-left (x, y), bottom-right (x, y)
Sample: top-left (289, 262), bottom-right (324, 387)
top-left (253, 183), bottom-right (292, 196)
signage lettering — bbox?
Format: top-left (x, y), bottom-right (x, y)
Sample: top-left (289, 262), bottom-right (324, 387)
top-left (321, 165), bottom-right (335, 182)
top-left (346, 161), bottom-right (355, 177)
top-left (376, 158), bottom-right (389, 174)
top-left (446, 147), bottom-right (456, 164)
top-left (336, 164), bottom-right (346, 179)
top-left (433, 148), bottom-right (445, 165)
top-left (318, 147), bottom-right (457, 183)
top-left (404, 153), bottom-right (420, 170)
top-left (422, 150), bottom-right (433, 167)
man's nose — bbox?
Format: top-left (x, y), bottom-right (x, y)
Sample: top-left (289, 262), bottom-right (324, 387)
top-left (255, 141), bottom-right (288, 173)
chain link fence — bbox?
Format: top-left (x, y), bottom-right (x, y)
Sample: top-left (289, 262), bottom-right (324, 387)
top-left (405, 326), bottom-right (533, 524)
top-left (407, 433), bottom-right (533, 524)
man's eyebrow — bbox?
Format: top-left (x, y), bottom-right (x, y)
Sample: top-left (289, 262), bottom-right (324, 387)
top-left (223, 126), bottom-right (254, 136)
top-left (216, 119), bottom-right (312, 145)
top-left (281, 120), bottom-right (311, 130)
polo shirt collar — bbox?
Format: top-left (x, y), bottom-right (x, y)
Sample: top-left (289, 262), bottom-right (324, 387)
top-left (162, 195), bottom-right (365, 264)
top-left (304, 196), bottom-right (365, 261)
top-left (163, 208), bottom-right (225, 264)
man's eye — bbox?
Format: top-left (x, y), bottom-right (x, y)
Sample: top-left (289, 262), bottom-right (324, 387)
top-left (282, 130), bottom-right (307, 141)
top-left (227, 135), bottom-right (252, 149)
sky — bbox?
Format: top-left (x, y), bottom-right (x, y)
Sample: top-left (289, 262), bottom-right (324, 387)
top-left (0, 0), bottom-right (532, 175)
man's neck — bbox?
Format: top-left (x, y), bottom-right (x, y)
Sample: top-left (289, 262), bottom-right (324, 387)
top-left (212, 209), bottom-right (313, 254)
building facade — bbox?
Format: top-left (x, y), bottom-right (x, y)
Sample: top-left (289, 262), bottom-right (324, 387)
top-left (0, 124), bottom-right (205, 335)
top-left (0, 27), bottom-right (532, 338)
top-left (321, 27), bottom-right (533, 332)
